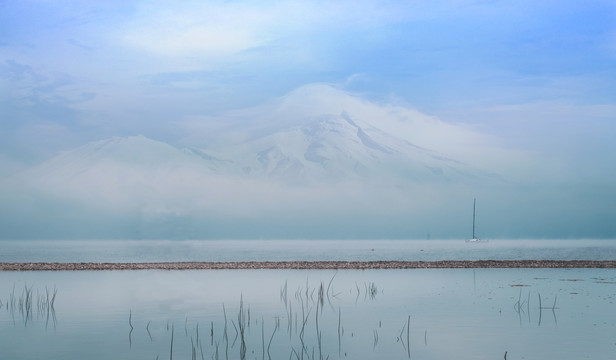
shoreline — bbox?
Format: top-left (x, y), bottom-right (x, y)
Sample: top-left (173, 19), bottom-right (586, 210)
top-left (2, 260), bottom-right (616, 271)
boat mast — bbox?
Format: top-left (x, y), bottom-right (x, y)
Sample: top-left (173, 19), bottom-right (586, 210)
top-left (472, 198), bottom-right (476, 239)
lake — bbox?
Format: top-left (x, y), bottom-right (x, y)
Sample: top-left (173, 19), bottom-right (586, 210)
top-left (2, 268), bottom-right (616, 359)
top-left (1, 239), bottom-right (616, 359)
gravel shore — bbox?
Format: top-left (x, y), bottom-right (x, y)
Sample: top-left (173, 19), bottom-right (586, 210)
top-left (1, 260), bottom-right (616, 271)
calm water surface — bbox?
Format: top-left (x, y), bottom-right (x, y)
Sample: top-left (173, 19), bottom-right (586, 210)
top-left (1, 268), bottom-right (616, 359)
top-left (2, 240), bottom-right (616, 359)
top-left (2, 239), bottom-right (616, 262)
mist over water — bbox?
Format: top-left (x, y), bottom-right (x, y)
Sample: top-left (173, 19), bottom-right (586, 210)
top-left (2, 239), bottom-right (616, 263)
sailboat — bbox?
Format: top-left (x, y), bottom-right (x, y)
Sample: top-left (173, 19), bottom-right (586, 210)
top-left (466, 198), bottom-right (485, 243)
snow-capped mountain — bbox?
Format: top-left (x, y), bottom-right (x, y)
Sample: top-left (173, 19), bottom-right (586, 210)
top-left (16, 84), bottom-right (500, 203)
top-left (2, 84), bottom-right (523, 239)
top-left (195, 111), bottom-right (477, 184)
top-left (181, 84), bottom-right (493, 185)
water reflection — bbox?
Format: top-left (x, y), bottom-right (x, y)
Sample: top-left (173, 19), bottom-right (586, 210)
top-left (1, 284), bottom-right (57, 328)
top-left (123, 276), bottom-right (389, 360)
top-left (1, 269), bottom-right (616, 359)
top-left (512, 288), bottom-right (560, 327)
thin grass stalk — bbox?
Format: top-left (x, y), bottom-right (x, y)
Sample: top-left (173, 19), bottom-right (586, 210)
top-left (291, 347), bottom-right (300, 360)
top-left (147, 320), bottom-right (153, 341)
top-left (288, 301), bottom-right (292, 338)
top-left (552, 295), bottom-right (558, 310)
top-left (538, 292), bottom-right (542, 326)
top-left (231, 320), bottom-right (239, 347)
top-left (170, 323), bottom-right (174, 360)
top-left (318, 282), bottom-right (324, 310)
top-left (526, 291), bottom-right (531, 322)
top-left (407, 315), bottom-right (410, 358)
top-left (337, 307), bottom-right (341, 357)
top-left (238, 296), bottom-right (247, 360)
top-left (281, 280), bottom-right (288, 309)
top-left (305, 278), bottom-right (309, 305)
top-left (326, 273), bottom-right (336, 300)
top-left (315, 299), bottom-right (322, 360)
top-left (128, 309), bottom-right (134, 347)
top-left (223, 304), bottom-right (229, 360)
top-left (267, 321), bottom-right (277, 360)
top-left (199, 339), bottom-right (205, 360)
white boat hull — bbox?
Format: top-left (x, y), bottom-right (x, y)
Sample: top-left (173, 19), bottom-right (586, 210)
top-left (465, 238), bottom-right (488, 243)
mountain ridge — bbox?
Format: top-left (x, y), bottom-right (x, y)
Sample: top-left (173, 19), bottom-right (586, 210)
top-left (18, 85), bottom-right (499, 187)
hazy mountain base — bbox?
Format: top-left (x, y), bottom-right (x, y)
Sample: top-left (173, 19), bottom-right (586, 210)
top-left (0, 173), bottom-right (483, 239)
top-left (1, 85), bottom-right (614, 239)
top-left (0, 133), bottom-right (611, 239)
top-left (3, 173), bottom-right (610, 239)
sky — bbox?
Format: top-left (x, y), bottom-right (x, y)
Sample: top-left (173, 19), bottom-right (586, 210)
top-left (1, 0), bottom-right (615, 239)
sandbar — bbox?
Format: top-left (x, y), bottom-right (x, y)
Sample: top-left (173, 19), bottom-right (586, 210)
top-left (1, 260), bottom-right (616, 271)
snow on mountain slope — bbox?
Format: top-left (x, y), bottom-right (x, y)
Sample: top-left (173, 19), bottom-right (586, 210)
top-left (18, 135), bottom-right (222, 214)
top-left (26, 135), bottom-right (211, 181)
top-left (189, 84), bottom-right (495, 184)
top-left (196, 113), bottom-right (475, 184)
top-left (20, 84), bottom-right (504, 193)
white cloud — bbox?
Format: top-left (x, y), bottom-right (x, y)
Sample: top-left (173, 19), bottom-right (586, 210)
top-left (123, 9), bottom-right (266, 58)
top-left (119, 0), bottom-right (416, 62)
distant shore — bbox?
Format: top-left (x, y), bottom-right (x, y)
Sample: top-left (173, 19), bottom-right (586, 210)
top-left (1, 260), bottom-right (616, 271)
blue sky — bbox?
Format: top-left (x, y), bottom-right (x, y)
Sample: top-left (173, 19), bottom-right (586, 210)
top-left (1, 0), bottom-right (616, 238)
